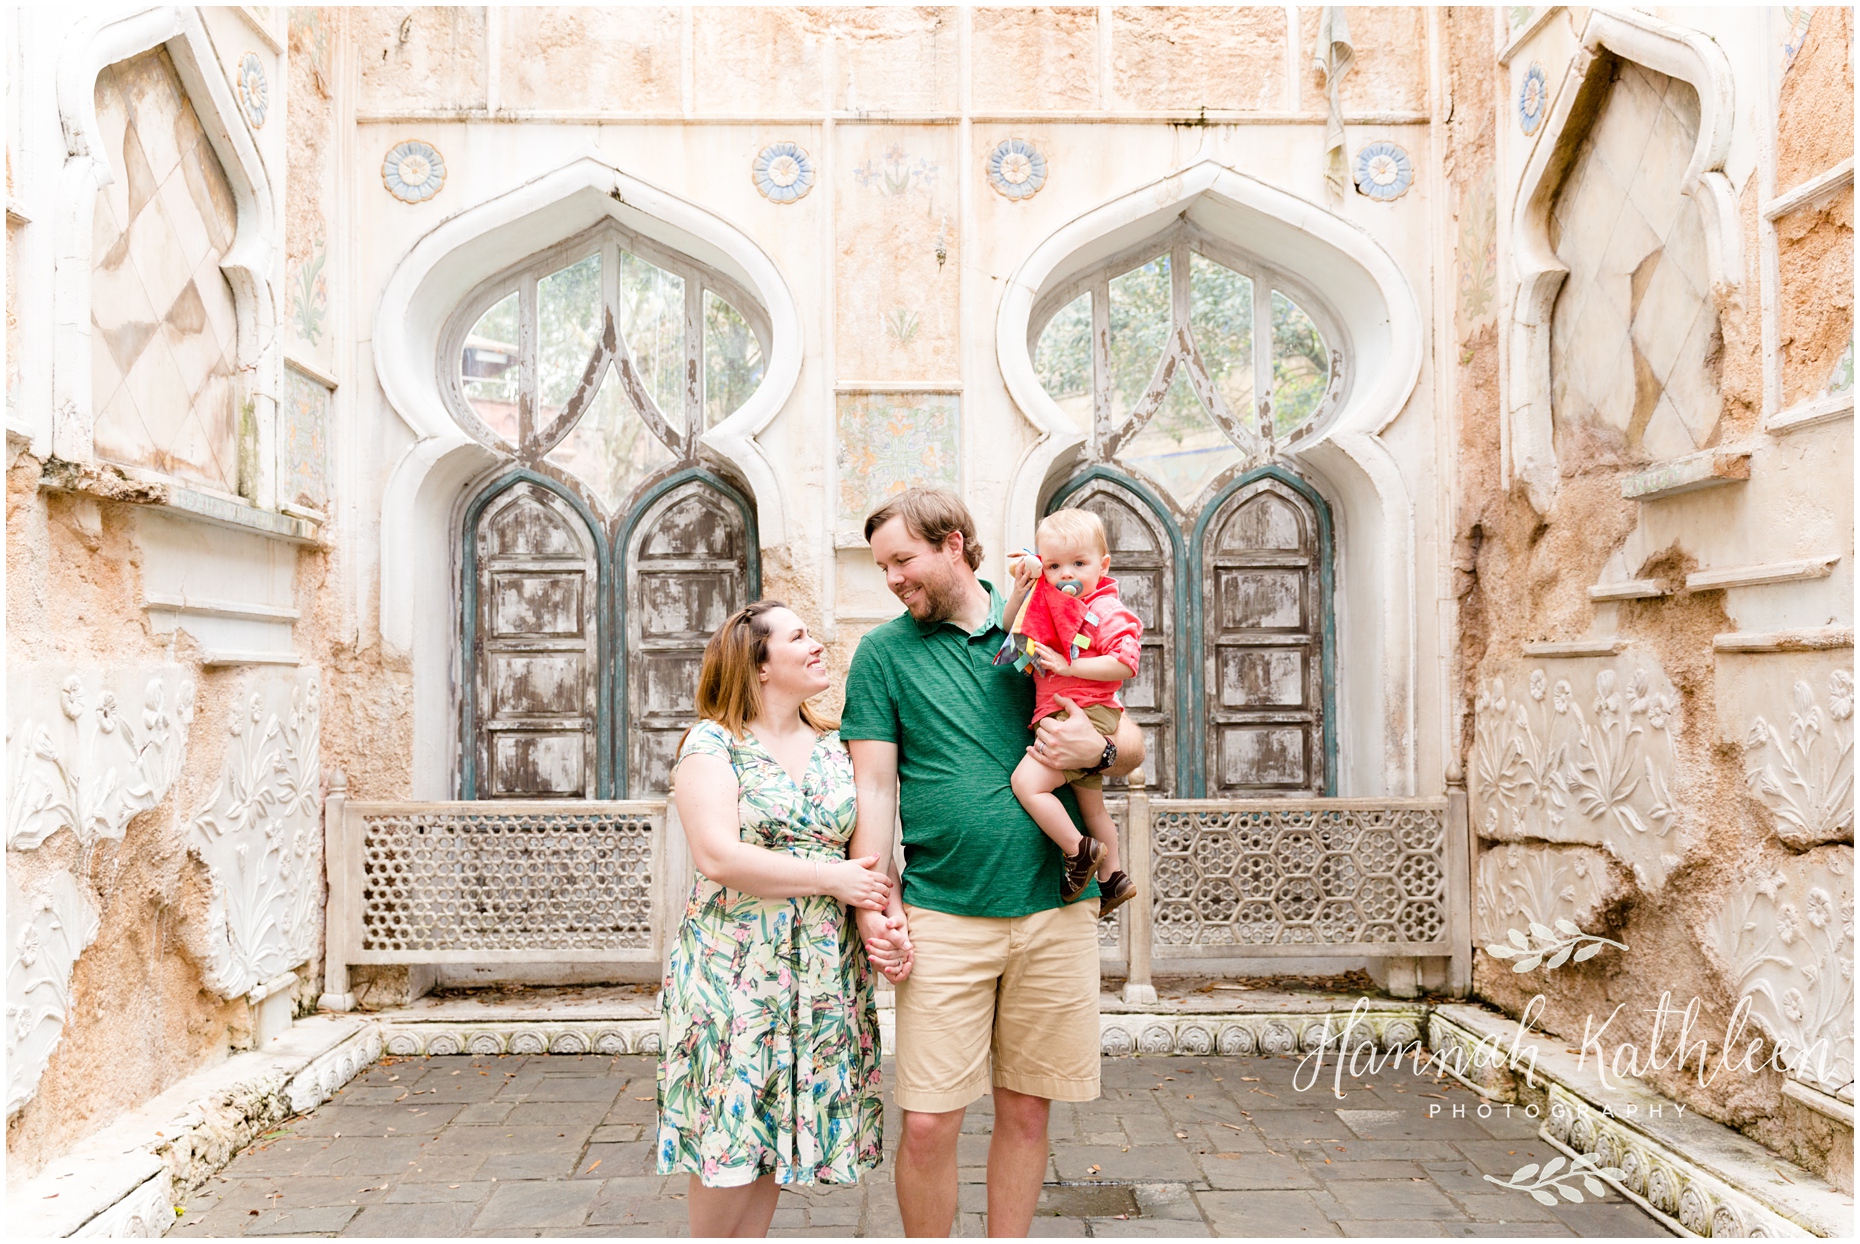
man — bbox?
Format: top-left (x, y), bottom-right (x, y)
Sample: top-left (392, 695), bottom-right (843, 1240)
top-left (839, 488), bottom-right (1144, 1237)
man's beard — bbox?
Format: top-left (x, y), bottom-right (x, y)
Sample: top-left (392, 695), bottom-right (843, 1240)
top-left (901, 563), bottom-right (964, 625)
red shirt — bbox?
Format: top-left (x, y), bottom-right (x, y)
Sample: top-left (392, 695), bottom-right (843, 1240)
top-left (1019, 575), bottom-right (1143, 725)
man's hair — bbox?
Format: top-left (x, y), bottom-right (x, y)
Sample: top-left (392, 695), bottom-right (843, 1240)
top-left (863, 488), bottom-right (983, 570)
top-left (1036, 508), bottom-right (1108, 558)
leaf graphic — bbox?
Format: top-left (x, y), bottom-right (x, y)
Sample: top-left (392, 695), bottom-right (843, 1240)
top-left (1557, 1182), bottom-right (1582, 1202)
top-left (1541, 1157), bottom-right (1564, 1178)
top-left (1545, 946), bottom-right (1572, 970)
top-left (1529, 922), bottom-right (1554, 940)
top-left (1486, 944), bottom-right (1518, 958)
top-left (1582, 1176), bottom-right (1606, 1197)
top-left (1531, 1189), bottom-right (1557, 1206)
top-left (1507, 929), bottom-right (1530, 950)
top-left (1512, 956), bottom-right (1541, 973)
top-left (1555, 918), bottom-right (1580, 935)
top-left (1574, 942), bottom-right (1604, 961)
top-left (1509, 1164), bottom-right (1540, 1183)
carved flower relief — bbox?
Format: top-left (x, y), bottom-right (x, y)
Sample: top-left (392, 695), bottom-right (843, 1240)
top-left (986, 138), bottom-right (1047, 201)
top-left (1745, 672), bottom-right (1855, 851)
top-left (1709, 846), bottom-right (1854, 1092)
top-left (1474, 842), bottom-right (1612, 949)
top-left (6, 871), bottom-right (101, 1118)
top-left (237, 51), bottom-right (268, 129)
top-left (752, 142), bottom-right (815, 204)
top-left (1517, 62), bottom-right (1548, 135)
top-left (8, 669), bottom-right (195, 852)
top-left (1470, 660), bottom-right (1683, 892)
top-left (184, 671), bottom-right (324, 1001)
top-left (382, 140), bottom-right (446, 204)
top-left (1352, 142), bottom-right (1414, 202)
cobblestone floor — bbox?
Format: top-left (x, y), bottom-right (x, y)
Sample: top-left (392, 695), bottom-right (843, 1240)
top-left (171, 1052), bottom-right (1673, 1237)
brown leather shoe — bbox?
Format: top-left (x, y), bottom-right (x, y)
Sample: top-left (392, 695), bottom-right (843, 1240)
top-left (1096, 870), bottom-right (1134, 920)
top-left (1061, 837), bottom-right (1108, 901)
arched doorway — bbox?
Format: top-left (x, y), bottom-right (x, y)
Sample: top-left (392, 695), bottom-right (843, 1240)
top-left (450, 222), bottom-right (766, 798)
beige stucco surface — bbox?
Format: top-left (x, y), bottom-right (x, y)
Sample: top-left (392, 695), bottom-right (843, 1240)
top-left (3, 2), bottom-right (1851, 1204)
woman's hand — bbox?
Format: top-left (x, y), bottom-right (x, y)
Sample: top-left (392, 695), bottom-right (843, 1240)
top-left (856, 907), bottom-right (914, 983)
top-left (819, 855), bottom-right (892, 911)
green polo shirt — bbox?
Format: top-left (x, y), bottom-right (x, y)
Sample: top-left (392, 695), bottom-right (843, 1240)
top-left (840, 580), bottom-right (1096, 918)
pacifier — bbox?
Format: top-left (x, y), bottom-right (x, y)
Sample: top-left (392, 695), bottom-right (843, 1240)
top-left (1057, 581), bottom-right (1081, 596)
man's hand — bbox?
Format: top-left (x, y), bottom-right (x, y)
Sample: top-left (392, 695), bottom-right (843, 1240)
top-left (1030, 695), bottom-right (1111, 770)
top-left (855, 906), bottom-right (914, 983)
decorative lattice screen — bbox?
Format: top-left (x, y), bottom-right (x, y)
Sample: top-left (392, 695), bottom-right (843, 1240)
top-left (356, 807), bottom-right (657, 956)
top-left (1148, 802), bottom-right (1450, 953)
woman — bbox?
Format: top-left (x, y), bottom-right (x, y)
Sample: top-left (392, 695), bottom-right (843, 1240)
top-left (657, 600), bottom-right (894, 1237)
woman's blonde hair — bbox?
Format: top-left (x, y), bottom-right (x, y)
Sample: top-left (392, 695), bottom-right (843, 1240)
top-left (692, 599), bottom-right (837, 739)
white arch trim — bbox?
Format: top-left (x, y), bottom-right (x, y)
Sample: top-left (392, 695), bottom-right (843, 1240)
top-left (1507, 8), bottom-right (1739, 511)
top-left (51, 6), bottom-right (278, 471)
top-left (995, 160), bottom-right (1424, 794)
top-left (375, 153), bottom-right (800, 559)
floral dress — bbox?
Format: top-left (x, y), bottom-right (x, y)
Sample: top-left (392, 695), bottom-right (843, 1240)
top-left (656, 721), bottom-right (883, 1188)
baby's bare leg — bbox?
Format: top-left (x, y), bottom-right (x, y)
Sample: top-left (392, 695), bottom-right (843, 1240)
top-left (1071, 784), bottom-right (1122, 879)
top-left (1012, 753), bottom-right (1086, 854)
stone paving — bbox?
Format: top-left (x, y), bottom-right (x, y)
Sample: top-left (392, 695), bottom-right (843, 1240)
top-left (171, 1051), bottom-right (1674, 1237)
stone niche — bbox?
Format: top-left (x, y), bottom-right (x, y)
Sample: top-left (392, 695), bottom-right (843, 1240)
top-left (1548, 58), bottom-right (1720, 466)
top-left (90, 47), bottom-right (242, 494)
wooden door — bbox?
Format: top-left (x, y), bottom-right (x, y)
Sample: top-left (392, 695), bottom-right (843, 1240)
top-left (625, 482), bottom-right (747, 795)
top-left (1202, 479), bottom-right (1325, 795)
top-left (1060, 479), bottom-right (1175, 794)
top-left (472, 483), bottom-right (601, 797)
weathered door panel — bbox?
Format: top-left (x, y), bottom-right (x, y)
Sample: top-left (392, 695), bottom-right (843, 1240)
top-left (473, 483), bottom-right (601, 798)
top-left (1058, 479), bottom-right (1174, 794)
top-left (1204, 479), bottom-right (1325, 796)
top-left (625, 484), bottom-right (748, 795)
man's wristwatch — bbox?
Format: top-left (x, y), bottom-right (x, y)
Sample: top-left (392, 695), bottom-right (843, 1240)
top-left (1083, 737), bottom-right (1118, 777)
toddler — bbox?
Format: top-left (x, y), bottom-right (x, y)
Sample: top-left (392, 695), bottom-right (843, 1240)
top-left (1001, 508), bottom-right (1141, 918)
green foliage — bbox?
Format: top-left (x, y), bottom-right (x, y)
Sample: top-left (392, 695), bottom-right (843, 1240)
top-left (1035, 293), bottom-right (1092, 400)
top-left (1271, 291), bottom-right (1330, 434)
top-left (704, 291), bottom-right (766, 427)
top-left (1107, 257), bottom-right (1172, 417)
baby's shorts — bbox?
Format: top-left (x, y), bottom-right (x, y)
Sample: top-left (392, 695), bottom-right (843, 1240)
top-left (1038, 703), bottom-right (1124, 788)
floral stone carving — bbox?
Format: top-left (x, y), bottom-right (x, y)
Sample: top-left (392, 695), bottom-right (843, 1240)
top-left (1352, 141), bottom-right (1413, 202)
top-left (1744, 671), bottom-right (1853, 850)
top-left (752, 141), bottom-right (814, 204)
top-left (382, 139), bottom-right (445, 203)
top-left (7, 870), bottom-right (99, 1117)
top-left (1474, 841), bottom-right (1615, 951)
top-left (1471, 661), bottom-right (1682, 891)
top-left (7, 666), bottom-right (195, 851)
top-left (986, 138), bottom-right (1047, 201)
top-left (1707, 845), bottom-right (1854, 1094)
top-left (185, 671), bottom-right (324, 1000)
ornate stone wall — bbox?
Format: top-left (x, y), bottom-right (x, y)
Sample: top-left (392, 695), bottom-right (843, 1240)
top-left (1458, 5), bottom-right (1854, 1190)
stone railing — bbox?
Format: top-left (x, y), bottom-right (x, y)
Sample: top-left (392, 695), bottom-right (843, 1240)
top-left (320, 779), bottom-right (1468, 1008)
top-left (1103, 777), bottom-right (1471, 1003)
top-left (320, 794), bottom-right (678, 1010)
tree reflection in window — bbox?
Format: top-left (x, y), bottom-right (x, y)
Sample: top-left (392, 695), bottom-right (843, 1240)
top-left (1031, 231), bottom-right (1338, 513)
top-left (448, 225), bottom-right (771, 517)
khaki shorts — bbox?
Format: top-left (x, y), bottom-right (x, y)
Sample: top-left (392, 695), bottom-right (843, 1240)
top-left (891, 901), bottom-right (1102, 1113)
top-left (1037, 703), bottom-right (1123, 789)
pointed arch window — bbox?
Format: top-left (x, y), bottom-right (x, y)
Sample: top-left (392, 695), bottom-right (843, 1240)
top-left (448, 224), bottom-right (765, 799)
top-left (1034, 226), bottom-right (1340, 797)
top-left (1033, 228), bottom-right (1343, 515)
top-left (447, 223), bottom-right (768, 516)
